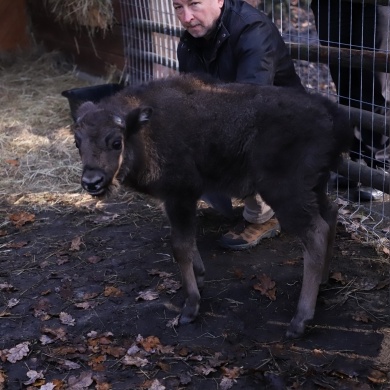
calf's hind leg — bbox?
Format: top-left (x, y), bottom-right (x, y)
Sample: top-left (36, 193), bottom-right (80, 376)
top-left (286, 213), bottom-right (330, 339)
top-left (318, 196), bottom-right (338, 284)
top-left (164, 199), bottom-right (205, 324)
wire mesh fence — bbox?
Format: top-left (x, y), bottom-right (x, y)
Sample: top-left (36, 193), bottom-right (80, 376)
top-left (119, 0), bottom-right (390, 247)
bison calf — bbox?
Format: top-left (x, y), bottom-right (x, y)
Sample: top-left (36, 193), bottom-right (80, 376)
top-left (73, 75), bottom-right (353, 338)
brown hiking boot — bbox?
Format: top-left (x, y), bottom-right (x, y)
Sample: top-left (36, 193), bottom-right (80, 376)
top-left (219, 218), bottom-right (281, 250)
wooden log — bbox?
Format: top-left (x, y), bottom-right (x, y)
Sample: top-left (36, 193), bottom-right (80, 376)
top-left (337, 158), bottom-right (390, 194)
top-left (351, 0), bottom-right (389, 5)
top-left (345, 106), bottom-right (390, 137)
top-left (289, 43), bottom-right (390, 73)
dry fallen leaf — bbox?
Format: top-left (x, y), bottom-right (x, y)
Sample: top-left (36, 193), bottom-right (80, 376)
top-left (136, 289), bottom-right (159, 301)
top-left (8, 211), bottom-right (35, 228)
top-left (70, 236), bottom-right (82, 251)
top-left (83, 292), bottom-right (100, 300)
top-left (148, 269), bottom-right (173, 278)
top-left (367, 369), bottom-right (387, 384)
top-left (87, 255), bottom-right (102, 264)
top-left (87, 332), bottom-right (114, 353)
top-left (23, 370), bottom-right (44, 385)
top-left (101, 345), bottom-right (126, 358)
top-left (7, 298), bottom-right (19, 308)
top-left (93, 213), bottom-right (119, 223)
top-left (67, 371), bottom-right (93, 389)
top-left (375, 278), bottom-right (390, 290)
top-left (96, 382), bottom-right (112, 390)
top-left (33, 298), bottom-right (51, 320)
top-left (52, 346), bottom-right (85, 356)
top-left (157, 278), bottom-right (181, 294)
top-left (104, 286), bottom-right (123, 297)
top-left (166, 315), bottom-right (180, 329)
top-left (39, 383), bottom-right (56, 390)
top-left (5, 241), bottom-right (28, 249)
top-left (6, 341), bottom-right (30, 363)
top-left (60, 360), bottom-right (81, 370)
top-left (40, 335), bottom-right (55, 345)
top-left (0, 283), bottom-right (16, 292)
top-left (282, 258), bottom-right (300, 266)
top-left (88, 354), bottom-right (106, 371)
top-left (253, 273), bottom-right (277, 301)
top-left (74, 301), bottom-right (97, 310)
top-left (57, 256), bottom-right (70, 265)
top-left (122, 355), bottom-right (149, 367)
top-left (352, 311), bottom-right (372, 323)
top-left (158, 344), bottom-right (175, 355)
top-left (194, 364), bottom-right (217, 376)
top-left (0, 350), bottom-right (7, 363)
top-left (59, 312), bottom-right (76, 326)
top-left (157, 361), bottom-right (171, 372)
top-left (330, 271), bottom-right (346, 284)
top-left (41, 326), bottom-right (67, 342)
top-left (126, 344), bottom-right (141, 356)
top-left (5, 159), bottom-right (19, 166)
top-left (220, 377), bottom-right (235, 390)
top-left (143, 379), bottom-right (166, 390)
top-left (207, 352), bottom-right (225, 368)
top-left (0, 370), bottom-right (7, 389)
top-left (221, 366), bottom-right (243, 379)
top-left (138, 335), bottom-right (161, 352)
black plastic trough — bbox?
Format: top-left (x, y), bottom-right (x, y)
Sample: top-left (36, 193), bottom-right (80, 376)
top-left (61, 83), bottom-right (124, 121)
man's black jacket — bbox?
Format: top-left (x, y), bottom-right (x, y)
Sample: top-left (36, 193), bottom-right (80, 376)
top-left (177, 0), bottom-right (303, 88)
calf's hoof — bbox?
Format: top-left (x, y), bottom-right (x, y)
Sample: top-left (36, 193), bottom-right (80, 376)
top-left (179, 302), bottom-right (199, 325)
top-left (285, 317), bottom-right (307, 339)
top-left (196, 276), bottom-right (205, 292)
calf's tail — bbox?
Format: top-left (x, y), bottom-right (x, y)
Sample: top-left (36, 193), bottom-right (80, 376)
top-left (324, 99), bottom-right (354, 167)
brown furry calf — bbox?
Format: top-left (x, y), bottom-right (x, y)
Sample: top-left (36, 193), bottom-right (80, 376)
top-left (73, 75), bottom-right (353, 338)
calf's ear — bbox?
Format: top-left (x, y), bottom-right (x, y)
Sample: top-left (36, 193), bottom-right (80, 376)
top-left (125, 106), bottom-right (153, 134)
top-left (138, 107), bottom-right (153, 123)
top-left (76, 101), bottom-right (96, 123)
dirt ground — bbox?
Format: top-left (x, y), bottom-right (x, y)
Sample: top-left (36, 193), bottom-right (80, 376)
top-left (0, 192), bottom-right (389, 390)
top-left (0, 47), bottom-right (389, 390)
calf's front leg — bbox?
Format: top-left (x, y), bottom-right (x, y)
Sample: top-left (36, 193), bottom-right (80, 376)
top-left (164, 199), bottom-right (205, 324)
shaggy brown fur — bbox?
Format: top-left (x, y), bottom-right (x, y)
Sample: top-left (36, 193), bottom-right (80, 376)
top-left (73, 74), bottom-right (353, 338)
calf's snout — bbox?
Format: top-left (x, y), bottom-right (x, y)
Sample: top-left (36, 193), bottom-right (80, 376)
top-left (81, 169), bottom-right (106, 195)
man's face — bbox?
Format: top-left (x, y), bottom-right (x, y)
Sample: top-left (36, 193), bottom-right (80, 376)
top-left (173, 0), bottom-right (224, 38)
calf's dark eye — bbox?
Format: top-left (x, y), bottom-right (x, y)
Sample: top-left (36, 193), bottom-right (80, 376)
top-left (112, 140), bottom-right (122, 150)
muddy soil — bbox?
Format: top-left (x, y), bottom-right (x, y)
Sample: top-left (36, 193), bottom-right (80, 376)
top-left (0, 193), bottom-right (389, 389)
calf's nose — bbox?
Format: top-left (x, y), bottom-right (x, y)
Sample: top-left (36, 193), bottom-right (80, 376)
top-left (81, 171), bottom-right (105, 194)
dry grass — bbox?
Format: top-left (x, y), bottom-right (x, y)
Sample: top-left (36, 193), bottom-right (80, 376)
top-left (43, 0), bottom-right (114, 33)
top-left (0, 50), bottom-right (92, 200)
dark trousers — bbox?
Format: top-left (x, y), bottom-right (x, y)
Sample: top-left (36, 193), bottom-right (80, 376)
top-left (311, 0), bottom-right (389, 166)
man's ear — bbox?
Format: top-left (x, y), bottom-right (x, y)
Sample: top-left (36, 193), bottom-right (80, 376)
top-left (76, 101), bottom-right (96, 123)
top-left (125, 106), bottom-right (153, 134)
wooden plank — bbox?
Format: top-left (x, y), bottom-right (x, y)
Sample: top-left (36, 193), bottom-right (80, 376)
top-left (30, 12), bottom-right (124, 56)
top-left (112, 0), bottom-right (122, 20)
top-left (32, 26), bottom-right (124, 58)
top-left (0, 0), bottom-right (30, 51)
top-left (43, 38), bottom-right (125, 77)
top-left (28, 0), bottom-right (125, 77)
